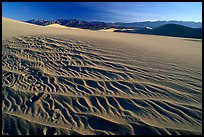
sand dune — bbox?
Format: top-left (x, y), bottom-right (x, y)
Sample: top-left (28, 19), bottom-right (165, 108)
top-left (99, 28), bottom-right (117, 32)
top-left (46, 24), bottom-right (85, 31)
top-left (46, 24), bottom-right (70, 28)
top-left (2, 17), bottom-right (202, 135)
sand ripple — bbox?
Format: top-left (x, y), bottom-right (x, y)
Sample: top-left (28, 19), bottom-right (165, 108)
top-left (2, 36), bottom-right (202, 135)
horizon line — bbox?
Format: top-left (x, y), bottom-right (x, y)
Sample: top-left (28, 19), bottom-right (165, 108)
top-left (3, 16), bottom-right (202, 24)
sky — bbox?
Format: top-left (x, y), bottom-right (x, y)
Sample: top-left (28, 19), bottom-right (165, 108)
top-left (2, 2), bottom-right (202, 23)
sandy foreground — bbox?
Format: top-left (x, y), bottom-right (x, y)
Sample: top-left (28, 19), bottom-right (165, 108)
top-left (2, 17), bottom-right (202, 135)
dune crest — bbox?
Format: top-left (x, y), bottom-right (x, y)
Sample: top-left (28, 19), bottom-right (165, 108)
top-left (46, 24), bottom-right (69, 28)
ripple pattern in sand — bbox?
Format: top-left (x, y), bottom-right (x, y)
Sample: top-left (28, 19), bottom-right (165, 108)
top-left (2, 36), bottom-right (202, 135)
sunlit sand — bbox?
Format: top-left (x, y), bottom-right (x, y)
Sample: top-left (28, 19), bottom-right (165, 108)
top-left (2, 17), bottom-right (202, 135)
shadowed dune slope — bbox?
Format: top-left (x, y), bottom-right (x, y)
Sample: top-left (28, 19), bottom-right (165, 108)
top-left (2, 17), bottom-right (202, 135)
top-left (114, 24), bottom-right (202, 39)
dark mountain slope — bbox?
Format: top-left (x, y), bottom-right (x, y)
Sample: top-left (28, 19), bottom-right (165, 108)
top-left (115, 24), bottom-right (202, 39)
top-left (114, 21), bottom-right (202, 28)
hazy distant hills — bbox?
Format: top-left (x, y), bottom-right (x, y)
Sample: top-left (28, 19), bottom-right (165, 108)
top-left (115, 24), bottom-right (202, 39)
top-left (25, 19), bottom-right (202, 29)
top-left (25, 19), bottom-right (202, 39)
top-left (114, 21), bottom-right (202, 29)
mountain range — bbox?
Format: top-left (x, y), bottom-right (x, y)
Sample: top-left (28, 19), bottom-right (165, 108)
top-left (114, 20), bottom-right (202, 29)
top-left (25, 19), bottom-right (202, 29)
top-left (25, 19), bottom-right (115, 30)
top-left (115, 24), bottom-right (202, 39)
top-left (25, 19), bottom-right (202, 39)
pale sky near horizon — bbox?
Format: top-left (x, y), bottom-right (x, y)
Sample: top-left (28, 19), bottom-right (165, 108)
top-left (2, 2), bottom-right (202, 22)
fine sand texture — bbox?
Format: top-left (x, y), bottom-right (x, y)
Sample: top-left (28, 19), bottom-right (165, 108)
top-left (2, 17), bottom-right (202, 135)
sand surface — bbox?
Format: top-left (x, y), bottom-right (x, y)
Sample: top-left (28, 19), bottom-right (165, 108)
top-left (99, 28), bottom-right (117, 32)
top-left (2, 17), bottom-right (202, 135)
top-left (46, 24), bottom-right (70, 28)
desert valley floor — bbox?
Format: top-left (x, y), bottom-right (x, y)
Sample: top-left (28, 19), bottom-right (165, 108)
top-left (2, 17), bottom-right (202, 135)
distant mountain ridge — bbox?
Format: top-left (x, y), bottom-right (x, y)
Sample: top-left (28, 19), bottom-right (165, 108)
top-left (114, 20), bottom-right (202, 29)
top-left (25, 19), bottom-right (115, 30)
top-left (115, 24), bottom-right (202, 39)
top-left (25, 19), bottom-right (202, 29)
top-left (25, 19), bottom-right (202, 39)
